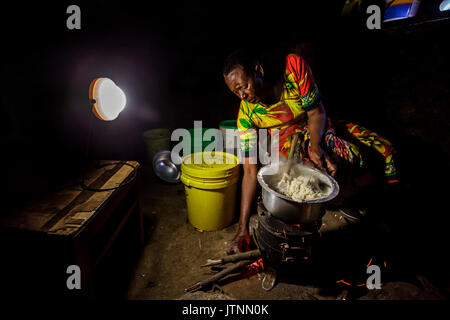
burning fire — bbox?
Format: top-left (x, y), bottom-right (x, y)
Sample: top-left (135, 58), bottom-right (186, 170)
top-left (247, 258), bottom-right (264, 274)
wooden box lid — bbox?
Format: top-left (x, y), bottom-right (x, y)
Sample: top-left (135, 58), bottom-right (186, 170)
top-left (0, 161), bottom-right (139, 236)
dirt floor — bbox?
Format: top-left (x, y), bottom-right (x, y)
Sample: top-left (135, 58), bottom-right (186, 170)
top-left (121, 163), bottom-right (448, 300)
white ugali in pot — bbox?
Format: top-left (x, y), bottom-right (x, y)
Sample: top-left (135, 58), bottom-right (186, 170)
top-left (257, 162), bottom-right (340, 224)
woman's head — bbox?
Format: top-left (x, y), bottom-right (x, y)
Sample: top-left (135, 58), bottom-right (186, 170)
top-left (223, 48), bottom-right (286, 104)
top-left (223, 49), bottom-right (264, 103)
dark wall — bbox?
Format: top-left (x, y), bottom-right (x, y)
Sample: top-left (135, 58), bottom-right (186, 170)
top-left (2, 1), bottom-right (449, 212)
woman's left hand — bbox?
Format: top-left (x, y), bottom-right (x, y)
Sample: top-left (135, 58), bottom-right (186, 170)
top-left (310, 145), bottom-right (337, 177)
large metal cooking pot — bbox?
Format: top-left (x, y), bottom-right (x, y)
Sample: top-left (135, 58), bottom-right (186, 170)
top-left (257, 162), bottom-right (339, 224)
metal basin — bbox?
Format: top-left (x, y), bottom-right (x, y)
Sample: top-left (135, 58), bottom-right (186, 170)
top-left (153, 150), bottom-right (181, 183)
top-left (257, 162), bottom-right (339, 224)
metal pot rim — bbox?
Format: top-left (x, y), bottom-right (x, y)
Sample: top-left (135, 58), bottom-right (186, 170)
top-left (153, 150), bottom-right (181, 183)
top-left (257, 162), bottom-right (340, 204)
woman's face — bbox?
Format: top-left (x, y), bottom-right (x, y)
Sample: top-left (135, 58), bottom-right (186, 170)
top-left (224, 66), bottom-right (263, 104)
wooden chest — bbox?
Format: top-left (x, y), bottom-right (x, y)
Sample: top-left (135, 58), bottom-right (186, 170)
top-left (0, 160), bottom-right (143, 299)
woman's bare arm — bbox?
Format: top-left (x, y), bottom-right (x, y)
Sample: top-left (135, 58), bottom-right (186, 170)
top-left (227, 157), bottom-right (258, 254)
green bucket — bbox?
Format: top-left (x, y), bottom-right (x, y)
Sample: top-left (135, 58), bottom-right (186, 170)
top-left (181, 128), bottom-right (217, 155)
top-left (142, 128), bottom-right (171, 163)
top-left (219, 120), bottom-right (239, 154)
top-left (219, 120), bottom-right (238, 130)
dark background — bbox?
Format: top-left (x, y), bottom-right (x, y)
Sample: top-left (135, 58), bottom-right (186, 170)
top-left (1, 0), bottom-right (449, 287)
top-left (2, 0), bottom-right (448, 196)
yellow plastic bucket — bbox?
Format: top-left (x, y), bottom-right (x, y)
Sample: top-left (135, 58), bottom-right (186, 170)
top-left (181, 151), bottom-right (240, 231)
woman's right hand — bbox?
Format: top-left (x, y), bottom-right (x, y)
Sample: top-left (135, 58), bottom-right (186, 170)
top-left (226, 228), bottom-right (251, 255)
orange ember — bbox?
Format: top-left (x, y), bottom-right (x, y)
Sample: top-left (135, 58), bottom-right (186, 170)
top-left (336, 280), bottom-right (351, 286)
top-left (247, 258), bottom-right (264, 273)
top-left (335, 257), bottom-right (384, 288)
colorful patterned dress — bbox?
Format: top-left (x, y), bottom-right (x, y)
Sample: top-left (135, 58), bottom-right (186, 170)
top-left (236, 53), bottom-right (399, 183)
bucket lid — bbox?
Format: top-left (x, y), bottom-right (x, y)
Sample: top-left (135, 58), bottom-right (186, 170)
top-left (181, 151), bottom-right (240, 179)
top-left (219, 120), bottom-right (238, 129)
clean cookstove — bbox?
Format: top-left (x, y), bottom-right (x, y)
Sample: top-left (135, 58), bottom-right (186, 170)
top-left (186, 201), bottom-right (363, 293)
top-left (250, 202), bottom-right (323, 290)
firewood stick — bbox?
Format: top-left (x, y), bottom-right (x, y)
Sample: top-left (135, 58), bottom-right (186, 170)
top-left (200, 249), bottom-right (261, 267)
top-left (185, 259), bottom-right (255, 293)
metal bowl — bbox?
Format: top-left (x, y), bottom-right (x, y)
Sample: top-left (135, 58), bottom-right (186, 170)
top-left (152, 150), bottom-right (181, 183)
top-left (257, 162), bottom-right (339, 224)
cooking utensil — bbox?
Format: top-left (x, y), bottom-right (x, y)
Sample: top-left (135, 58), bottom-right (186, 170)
top-left (257, 162), bottom-right (339, 224)
top-left (152, 150), bottom-right (181, 183)
top-left (277, 133), bottom-right (299, 189)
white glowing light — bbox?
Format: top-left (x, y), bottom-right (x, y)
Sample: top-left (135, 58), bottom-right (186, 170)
top-left (440, 0), bottom-right (450, 11)
top-left (90, 78), bottom-right (126, 121)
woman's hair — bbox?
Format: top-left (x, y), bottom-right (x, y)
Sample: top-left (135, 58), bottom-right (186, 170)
top-left (223, 47), bottom-right (287, 85)
top-left (223, 48), bottom-right (260, 77)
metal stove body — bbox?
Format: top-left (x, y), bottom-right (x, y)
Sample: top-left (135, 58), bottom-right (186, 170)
top-left (250, 202), bottom-right (324, 290)
top-left (251, 202), bottom-right (323, 265)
